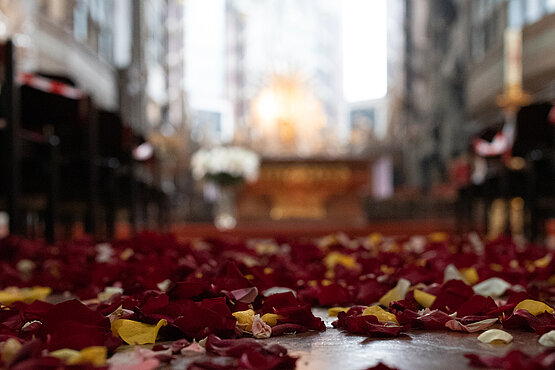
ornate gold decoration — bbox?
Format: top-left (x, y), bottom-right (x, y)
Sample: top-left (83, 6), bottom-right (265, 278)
top-left (250, 164), bottom-right (353, 220)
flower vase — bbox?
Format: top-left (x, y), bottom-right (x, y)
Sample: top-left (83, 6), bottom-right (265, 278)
top-left (213, 185), bottom-right (237, 230)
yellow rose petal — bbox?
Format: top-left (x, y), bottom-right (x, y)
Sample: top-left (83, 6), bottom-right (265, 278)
top-left (460, 267), bottom-right (479, 285)
top-left (379, 278), bottom-right (410, 307)
top-left (324, 252), bottom-right (358, 271)
top-left (367, 233), bottom-right (382, 246)
top-left (50, 346), bottom-right (107, 366)
top-left (414, 289), bottom-right (436, 308)
top-left (380, 265), bottom-right (395, 275)
top-left (119, 248), bottom-right (134, 261)
top-left (0, 338), bottom-right (23, 364)
top-left (321, 279), bottom-right (332, 287)
top-left (50, 348), bottom-right (81, 363)
top-left (534, 254), bottom-right (552, 268)
top-left (490, 263), bottom-right (503, 272)
top-left (0, 286), bottom-right (51, 305)
top-left (111, 319), bottom-right (167, 345)
top-left (232, 309), bottom-right (255, 331)
top-left (362, 305), bottom-right (398, 324)
top-left (513, 299), bottom-right (554, 316)
top-left (73, 346), bottom-right (107, 366)
top-left (328, 307), bottom-right (350, 317)
top-left (261, 313), bottom-right (282, 327)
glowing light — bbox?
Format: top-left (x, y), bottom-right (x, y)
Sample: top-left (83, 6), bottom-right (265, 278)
top-left (250, 72), bottom-right (327, 157)
top-left (256, 91), bottom-right (279, 123)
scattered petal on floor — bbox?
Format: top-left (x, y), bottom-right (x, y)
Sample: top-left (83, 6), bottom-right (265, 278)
top-left (445, 317), bottom-right (498, 333)
top-left (477, 329), bottom-right (513, 344)
top-left (111, 319), bottom-right (168, 345)
top-left (539, 330), bottom-right (555, 347)
top-left (472, 278), bottom-right (512, 297)
top-left (513, 299), bottom-right (554, 316)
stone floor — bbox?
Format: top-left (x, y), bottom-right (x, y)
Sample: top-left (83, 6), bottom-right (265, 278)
top-left (167, 308), bottom-right (542, 370)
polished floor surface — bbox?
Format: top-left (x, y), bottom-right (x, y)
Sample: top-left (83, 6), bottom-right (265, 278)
top-left (168, 308), bottom-right (542, 370)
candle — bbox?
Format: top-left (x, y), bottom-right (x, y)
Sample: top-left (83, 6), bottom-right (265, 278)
top-left (504, 28), bottom-right (522, 88)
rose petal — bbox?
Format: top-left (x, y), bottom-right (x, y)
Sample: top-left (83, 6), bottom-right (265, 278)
top-left (459, 267), bottom-right (479, 285)
top-left (430, 279), bottom-right (474, 313)
top-left (413, 289), bottom-right (436, 308)
top-left (8, 357), bottom-right (64, 370)
top-left (465, 350), bottom-right (555, 369)
top-left (97, 287), bottom-right (124, 302)
top-left (205, 335), bottom-right (265, 357)
top-left (49, 346), bottom-right (107, 366)
top-left (170, 338), bottom-right (190, 353)
top-left (274, 304), bottom-right (325, 331)
top-left (0, 337), bottom-right (23, 364)
top-left (362, 305), bottom-right (399, 324)
top-left (364, 363), bottom-right (399, 370)
top-left (477, 329), bottom-right (513, 344)
top-left (251, 315), bottom-right (272, 339)
top-left (328, 307), bottom-right (350, 317)
top-left (107, 305), bottom-right (134, 323)
top-left (46, 321), bottom-right (113, 351)
top-left (513, 299), bottom-right (554, 316)
top-left (181, 342), bottom-right (206, 356)
top-left (539, 330), bottom-right (555, 347)
top-left (228, 287), bottom-right (259, 304)
top-left (445, 318), bottom-right (498, 333)
top-left (111, 319), bottom-right (167, 345)
top-left (271, 323), bottom-right (308, 336)
top-left (238, 347), bottom-right (297, 370)
top-left (503, 309), bottom-right (555, 335)
top-left (443, 264), bottom-right (468, 284)
top-left (378, 278), bottom-right (410, 307)
top-left (456, 295), bottom-right (498, 318)
top-left (415, 309), bottom-right (453, 330)
top-left (0, 287), bottom-right (51, 305)
top-left (343, 315), bottom-right (403, 337)
top-left (260, 313), bottom-right (281, 327)
top-left (232, 309), bottom-right (255, 332)
top-left (472, 278), bottom-right (512, 297)
top-left (108, 350), bottom-right (160, 370)
top-left (173, 299), bottom-right (236, 340)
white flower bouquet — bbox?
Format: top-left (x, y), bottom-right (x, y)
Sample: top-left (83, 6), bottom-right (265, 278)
top-left (191, 146), bottom-right (260, 186)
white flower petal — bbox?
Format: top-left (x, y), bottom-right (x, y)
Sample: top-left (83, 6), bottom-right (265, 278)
top-left (539, 330), bottom-right (555, 347)
top-left (477, 329), bottom-right (513, 344)
top-left (473, 278), bottom-right (512, 297)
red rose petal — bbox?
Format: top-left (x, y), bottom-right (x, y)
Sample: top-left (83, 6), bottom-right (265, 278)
top-left (430, 279), bottom-right (474, 313)
top-left (271, 323), bottom-right (308, 336)
top-left (465, 350), bottom-right (555, 369)
top-left (364, 363), bottom-right (399, 370)
top-left (503, 309), bottom-right (555, 335)
top-left (274, 304), bottom-right (325, 331)
top-left (456, 295), bottom-right (498, 318)
top-left (173, 300), bottom-right (236, 340)
top-left (238, 347), bottom-right (297, 370)
top-left (260, 292), bottom-right (298, 315)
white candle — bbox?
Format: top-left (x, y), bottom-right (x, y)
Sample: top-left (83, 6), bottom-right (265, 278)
top-left (504, 28), bottom-right (522, 87)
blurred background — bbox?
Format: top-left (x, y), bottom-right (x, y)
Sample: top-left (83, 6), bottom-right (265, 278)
top-left (0, 0), bottom-right (554, 242)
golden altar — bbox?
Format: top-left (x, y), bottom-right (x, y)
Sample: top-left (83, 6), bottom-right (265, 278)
top-left (237, 159), bottom-right (371, 224)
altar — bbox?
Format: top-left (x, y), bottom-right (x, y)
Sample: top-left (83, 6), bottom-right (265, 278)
top-left (237, 158), bottom-right (371, 224)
